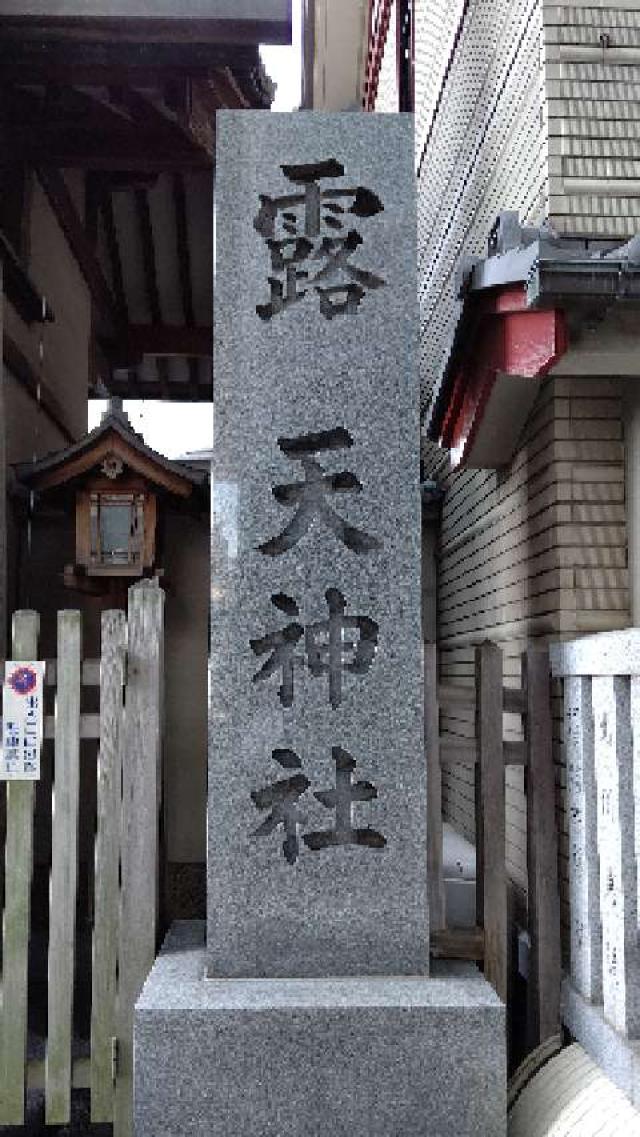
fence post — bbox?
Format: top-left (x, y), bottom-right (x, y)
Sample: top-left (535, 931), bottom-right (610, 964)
top-left (46, 610), bottom-right (82, 1125)
top-left (475, 640), bottom-right (507, 1000)
top-left (563, 674), bottom-right (601, 1004)
top-left (115, 580), bottom-right (164, 1137)
top-left (425, 643), bottom-right (445, 933)
top-left (0, 610), bottom-right (39, 1125)
top-left (91, 609), bottom-right (127, 1123)
top-left (524, 647), bottom-right (561, 1048)
top-left (591, 675), bottom-right (640, 1037)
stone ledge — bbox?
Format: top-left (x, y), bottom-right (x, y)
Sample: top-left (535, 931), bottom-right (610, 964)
top-left (135, 922), bottom-right (506, 1137)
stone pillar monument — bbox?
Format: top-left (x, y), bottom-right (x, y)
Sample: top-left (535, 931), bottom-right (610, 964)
top-left (134, 112), bottom-right (506, 1137)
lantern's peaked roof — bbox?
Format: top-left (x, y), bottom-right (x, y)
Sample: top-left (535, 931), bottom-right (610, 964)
top-left (15, 403), bottom-right (208, 498)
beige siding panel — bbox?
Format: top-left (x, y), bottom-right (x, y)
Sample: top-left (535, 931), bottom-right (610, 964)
top-left (438, 377), bottom-right (630, 920)
top-left (543, 0), bottom-right (640, 233)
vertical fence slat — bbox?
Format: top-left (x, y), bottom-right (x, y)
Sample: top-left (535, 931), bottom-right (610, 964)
top-left (525, 647), bottom-right (561, 1048)
top-left (90, 610), bottom-right (126, 1123)
top-left (424, 643), bottom-right (445, 933)
top-left (115, 581), bottom-right (164, 1137)
top-left (564, 674), bottom-right (602, 1004)
top-left (0, 263), bottom-right (7, 951)
top-left (475, 640), bottom-right (507, 1001)
top-left (0, 611), bottom-right (39, 1125)
top-left (591, 675), bottom-right (640, 1037)
top-left (46, 610), bottom-right (82, 1125)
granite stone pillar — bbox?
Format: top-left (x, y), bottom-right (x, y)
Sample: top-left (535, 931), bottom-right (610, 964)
top-left (134, 112), bottom-right (506, 1137)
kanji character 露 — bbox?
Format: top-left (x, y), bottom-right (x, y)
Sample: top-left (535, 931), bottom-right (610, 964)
top-left (254, 158), bottom-right (385, 320)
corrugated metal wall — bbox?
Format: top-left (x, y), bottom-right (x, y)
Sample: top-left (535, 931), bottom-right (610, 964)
top-left (374, 0), bottom-right (399, 110)
top-left (415, 0), bottom-right (547, 413)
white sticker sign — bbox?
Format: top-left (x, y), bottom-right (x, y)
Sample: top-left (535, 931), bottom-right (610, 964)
top-left (1, 662), bottom-right (45, 781)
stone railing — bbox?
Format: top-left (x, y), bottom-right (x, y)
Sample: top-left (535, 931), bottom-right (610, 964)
top-left (550, 629), bottom-right (640, 1040)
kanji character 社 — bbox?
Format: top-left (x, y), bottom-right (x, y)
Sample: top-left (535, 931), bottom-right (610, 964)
top-left (303, 747), bottom-right (386, 852)
top-left (251, 749), bottom-right (310, 865)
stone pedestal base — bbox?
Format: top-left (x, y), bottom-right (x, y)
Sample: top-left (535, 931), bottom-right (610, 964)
top-left (134, 923), bottom-right (506, 1137)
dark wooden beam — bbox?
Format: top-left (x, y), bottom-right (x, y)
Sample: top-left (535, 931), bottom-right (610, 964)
top-left (92, 376), bottom-right (211, 403)
top-left (35, 166), bottom-right (118, 328)
top-left (102, 323), bottom-right (213, 366)
top-left (8, 133), bottom-right (211, 174)
top-left (3, 333), bottom-right (74, 443)
top-left (172, 172), bottom-right (200, 400)
top-left (85, 172), bottom-right (101, 395)
top-left (0, 164), bottom-right (30, 259)
top-left (99, 187), bottom-right (128, 326)
top-left (134, 189), bottom-right (170, 399)
top-left (0, 39), bottom-right (259, 80)
top-left (114, 86), bottom-right (214, 165)
top-left (0, 18), bottom-right (291, 47)
top-left (0, 229), bottom-right (54, 325)
top-left (172, 174), bottom-right (195, 327)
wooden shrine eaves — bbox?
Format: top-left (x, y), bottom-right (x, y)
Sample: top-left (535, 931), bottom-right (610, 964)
top-left (15, 414), bottom-right (206, 498)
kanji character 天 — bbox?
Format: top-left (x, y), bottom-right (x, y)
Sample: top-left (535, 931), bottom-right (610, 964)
top-left (257, 427), bottom-right (381, 558)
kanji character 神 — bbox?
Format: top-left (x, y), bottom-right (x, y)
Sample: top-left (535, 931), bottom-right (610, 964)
top-left (250, 589), bottom-right (379, 709)
top-left (258, 427), bottom-right (381, 558)
top-left (254, 158), bottom-right (385, 321)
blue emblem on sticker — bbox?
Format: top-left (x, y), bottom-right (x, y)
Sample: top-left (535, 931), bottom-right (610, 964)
top-left (9, 667), bottom-right (38, 696)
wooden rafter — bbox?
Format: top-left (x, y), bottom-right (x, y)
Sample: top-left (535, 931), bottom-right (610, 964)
top-left (172, 173), bottom-right (200, 400)
top-left (134, 189), bottom-right (170, 399)
top-left (101, 324), bottom-right (212, 366)
top-left (115, 86), bottom-right (214, 166)
top-left (92, 377), bottom-right (206, 403)
top-left (99, 188), bottom-right (128, 327)
top-left (35, 166), bottom-right (118, 329)
top-left (0, 81), bottom-right (211, 172)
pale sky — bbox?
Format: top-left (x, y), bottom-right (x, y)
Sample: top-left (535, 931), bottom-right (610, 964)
top-left (89, 1), bottom-right (303, 458)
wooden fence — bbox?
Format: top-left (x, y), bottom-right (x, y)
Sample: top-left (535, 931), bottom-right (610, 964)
top-left (0, 579), bottom-right (164, 1134)
top-left (426, 640), bottom-right (562, 1050)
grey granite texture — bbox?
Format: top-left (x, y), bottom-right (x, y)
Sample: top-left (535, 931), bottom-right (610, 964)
top-left (562, 978), bottom-right (640, 1107)
top-left (208, 112), bottom-right (426, 978)
top-left (135, 923), bottom-right (506, 1137)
